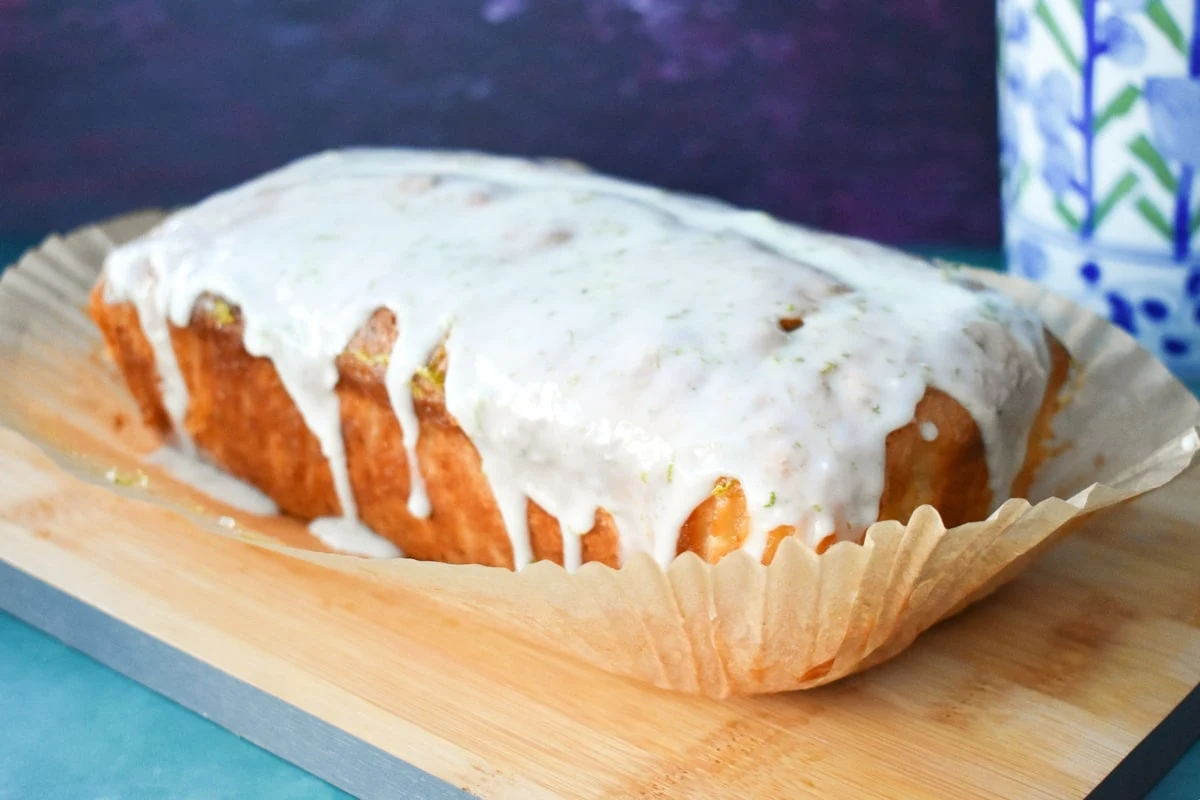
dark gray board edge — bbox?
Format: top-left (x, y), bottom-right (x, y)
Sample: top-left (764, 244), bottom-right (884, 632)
top-left (1087, 681), bottom-right (1200, 800)
top-left (0, 559), bottom-right (473, 800)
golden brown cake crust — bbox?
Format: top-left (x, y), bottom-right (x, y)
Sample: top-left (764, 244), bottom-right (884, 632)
top-left (88, 283), bottom-right (1070, 569)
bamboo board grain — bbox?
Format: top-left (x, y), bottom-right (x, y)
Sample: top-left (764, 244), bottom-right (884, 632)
top-left (1, 424), bottom-right (1199, 799)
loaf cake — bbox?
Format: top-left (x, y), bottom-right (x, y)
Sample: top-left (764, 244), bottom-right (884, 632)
top-left (89, 150), bottom-right (1069, 571)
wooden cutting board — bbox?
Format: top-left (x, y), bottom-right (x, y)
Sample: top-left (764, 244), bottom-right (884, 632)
top-left (1, 422), bottom-right (1198, 799)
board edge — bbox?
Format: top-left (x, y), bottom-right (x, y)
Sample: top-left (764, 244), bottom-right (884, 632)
top-left (0, 558), bottom-right (474, 800)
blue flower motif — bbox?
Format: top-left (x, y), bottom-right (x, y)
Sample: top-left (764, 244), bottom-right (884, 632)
top-left (1141, 298), bottom-right (1169, 321)
top-left (1187, 269), bottom-right (1200, 298)
top-left (1099, 16), bottom-right (1146, 67)
top-left (1080, 262), bottom-right (1102, 285)
top-left (1033, 71), bottom-right (1074, 140)
top-left (1107, 0), bottom-right (1147, 12)
top-left (999, 101), bottom-right (1021, 174)
top-left (1163, 337), bottom-right (1190, 356)
top-left (1004, 6), bottom-right (1031, 42)
top-left (1014, 240), bottom-right (1047, 279)
top-left (1042, 140), bottom-right (1077, 195)
top-left (1146, 77), bottom-right (1200, 166)
top-left (1005, 63), bottom-right (1028, 98)
top-left (1106, 291), bottom-right (1138, 334)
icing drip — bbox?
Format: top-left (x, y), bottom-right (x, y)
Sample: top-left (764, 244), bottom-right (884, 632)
top-left (110, 265), bottom-right (194, 453)
top-left (102, 149), bottom-right (1053, 569)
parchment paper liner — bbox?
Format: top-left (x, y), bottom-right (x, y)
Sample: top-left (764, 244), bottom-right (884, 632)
top-left (2, 212), bottom-right (1198, 698)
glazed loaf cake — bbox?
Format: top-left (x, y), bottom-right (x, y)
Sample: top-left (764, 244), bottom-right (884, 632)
top-left (90, 150), bottom-right (1068, 570)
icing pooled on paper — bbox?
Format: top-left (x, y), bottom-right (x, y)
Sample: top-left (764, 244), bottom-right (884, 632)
top-left (102, 149), bottom-right (1052, 567)
top-left (146, 446), bottom-right (279, 515)
top-left (309, 517), bottom-right (403, 558)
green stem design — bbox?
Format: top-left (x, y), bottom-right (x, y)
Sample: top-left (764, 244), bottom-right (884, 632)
top-left (1093, 86), bottom-right (1141, 133)
top-left (1035, 0), bottom-right (1082, 70)
top-left (1130, 134), bottom-right (1180, 193)
top-left (1055, 199), bottom-right (1082, 231)
top-left (1011, 162), bottom-right (1031, 209)
top-left (1094, 171), bottom-right (1139, 228)
top-left (1136, 197), bottom-right (1174, 241)
top-left (1147, 0), bottom-right (1187, 55)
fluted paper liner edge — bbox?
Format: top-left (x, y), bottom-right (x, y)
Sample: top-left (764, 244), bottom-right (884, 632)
top-left (2, 212), bottom-right (1197, 697)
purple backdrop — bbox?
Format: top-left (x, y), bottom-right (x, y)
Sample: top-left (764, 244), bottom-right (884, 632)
top-left (0, 1), bottom-right (1001, 245)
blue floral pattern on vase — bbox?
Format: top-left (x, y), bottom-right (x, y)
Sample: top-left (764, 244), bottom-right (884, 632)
top-left (998, 0), bottom-right (1200, 381)
top-left (1100, 15), bottom-right (1148, 65)
top-left (1015, 240), bottom-right (1051, 279)
top-left (1146, 76), bottom-right (1200, 261)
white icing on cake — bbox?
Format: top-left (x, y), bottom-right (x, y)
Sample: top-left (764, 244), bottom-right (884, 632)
top-left (128, 274), bottom-right (194, 453)
top-left (102, 149), bottom-right (1053, 568)
top-left (919, 421), bottom-right (940, 442)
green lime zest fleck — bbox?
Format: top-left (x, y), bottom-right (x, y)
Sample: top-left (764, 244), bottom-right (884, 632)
top-left (711, 477), bottom-right (735, 497)
top-left (813, 503), bottom-right (823, 513)
top-left (872, 404), bottom-right (881, 414)
top-left (105, 467), bottom-right (148, 488)
top-left (936, 260), bottom-right (963, 281)
top-left (349, 348), bottom-right (390, 368)
top-left (666, 463), bottom-right (675, 483)
top-left (820, 361), bottom-right (838, 376)
top-left (210, 299), bottom-right (236, 328)
top-left (411, 364), bottom-right (446, 398)
top-left (764, 491), bottom-right (776, 508)
top-left (414, 364), bottom-right (445, 386)
top-left (640, 470), bottom-right (649, 484)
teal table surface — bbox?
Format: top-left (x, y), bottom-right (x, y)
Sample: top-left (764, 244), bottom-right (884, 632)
top-left (1, 236), bottom-right (1197, 799)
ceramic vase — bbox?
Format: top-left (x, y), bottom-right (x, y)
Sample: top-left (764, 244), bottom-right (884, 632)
top-left (999, 0), bottom-right (1200, 381)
